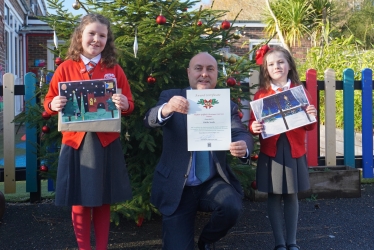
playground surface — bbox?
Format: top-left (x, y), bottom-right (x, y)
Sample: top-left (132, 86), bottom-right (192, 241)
top-left (0, 184), bottom-right (373, 250)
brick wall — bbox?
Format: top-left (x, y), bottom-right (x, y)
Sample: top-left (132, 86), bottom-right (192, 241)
top-left (229, 26), bottom-right (311, 62)
top-left (27, 33), bottom-right (53, 76)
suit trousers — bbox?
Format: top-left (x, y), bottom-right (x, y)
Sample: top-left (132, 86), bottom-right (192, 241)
top-left (161, 176), bottom-right (243, 250)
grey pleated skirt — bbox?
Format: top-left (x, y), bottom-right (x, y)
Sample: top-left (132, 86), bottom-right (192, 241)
top-left (55, 132), bottom-right (132, 207)
top-left (256, 133), bottom-right (310, 194)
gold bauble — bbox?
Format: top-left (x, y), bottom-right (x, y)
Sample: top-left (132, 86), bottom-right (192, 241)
top-left (211, 25), bottom-right (220, 32)
top-left (222, 53), bottom-right (230, 62)
top-left (72, 1), bottom-right (81, 10)
top-left (228, 55), bottom-right (237, 64)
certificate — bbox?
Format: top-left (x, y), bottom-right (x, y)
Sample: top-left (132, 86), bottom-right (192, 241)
top-left (187, 89), bottom-right (231, 151)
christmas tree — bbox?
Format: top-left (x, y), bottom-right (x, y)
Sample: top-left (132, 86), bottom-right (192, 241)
top-left (26, 0), bottom-right (258, 225)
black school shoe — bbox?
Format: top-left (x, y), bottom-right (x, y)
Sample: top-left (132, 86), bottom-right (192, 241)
top-left (286, 243), bottom-right (300, 250)
top-left (197, 239), bottom-right (216, 250)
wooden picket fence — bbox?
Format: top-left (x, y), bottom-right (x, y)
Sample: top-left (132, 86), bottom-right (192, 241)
top-left (249, 68), bottom-right (373, 178)
top-left (1, 68), bottom-right (373, 200)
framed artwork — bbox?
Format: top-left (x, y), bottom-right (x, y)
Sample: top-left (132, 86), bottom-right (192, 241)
top-left (57, 78), bottom-right (121, 132)
top-left (250, 85), bottom-right (316, 139)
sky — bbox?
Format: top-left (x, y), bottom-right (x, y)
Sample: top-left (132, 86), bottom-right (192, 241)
top-left (47, 0), bottom-right (208, 15)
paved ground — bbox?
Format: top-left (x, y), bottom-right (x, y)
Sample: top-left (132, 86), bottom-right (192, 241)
top-left (1, 184), bottom-right (374, 250)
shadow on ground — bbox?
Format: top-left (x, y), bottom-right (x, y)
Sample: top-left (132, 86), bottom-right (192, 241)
top-left (1, 184), bottom-right (374, 250)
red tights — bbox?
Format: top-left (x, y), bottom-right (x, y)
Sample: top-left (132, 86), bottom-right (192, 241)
top-left (71, 204), bottom-right (111, 250)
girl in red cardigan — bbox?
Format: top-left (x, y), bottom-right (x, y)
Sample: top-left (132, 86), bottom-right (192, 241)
top-left (249, 45), bottom-right (317, 250)
top-left (43, 14), bottom-right (133, 250)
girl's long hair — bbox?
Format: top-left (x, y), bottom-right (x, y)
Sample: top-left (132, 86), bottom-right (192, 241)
top-left (66, 13), bottom-right (117, 68)
top-left (259, 45), bottom-right (301, 90)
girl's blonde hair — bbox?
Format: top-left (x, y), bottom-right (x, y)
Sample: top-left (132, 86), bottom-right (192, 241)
top-left (259, 45), bottom-right (301, 89)
top-left (66, 13), bottom-right (117, 68)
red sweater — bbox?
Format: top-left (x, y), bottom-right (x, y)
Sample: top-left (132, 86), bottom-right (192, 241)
top-left (43, 59), bottom-right (134, 149)
top-left (248, 84), bottom-right (316, 158)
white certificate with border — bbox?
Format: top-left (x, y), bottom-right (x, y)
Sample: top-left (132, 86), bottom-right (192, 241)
top-left (187, 89), bottom-right (231, 151)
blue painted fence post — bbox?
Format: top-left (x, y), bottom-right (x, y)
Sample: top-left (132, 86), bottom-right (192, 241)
top-left (24, 73), bottom-right (38, 192)
top-left (361, 68), bottom-right (373, 178)
top-left (342, 68), bottom-right (355, 168)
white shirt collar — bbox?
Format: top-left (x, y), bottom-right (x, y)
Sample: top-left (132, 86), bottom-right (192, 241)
top-left (80, 54), bottom-right (101, 65)
top-left (271, 79), bottom-right (291, 92)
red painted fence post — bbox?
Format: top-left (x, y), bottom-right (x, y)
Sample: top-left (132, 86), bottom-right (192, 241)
top-left (305, 69), bottom-right (318, 167)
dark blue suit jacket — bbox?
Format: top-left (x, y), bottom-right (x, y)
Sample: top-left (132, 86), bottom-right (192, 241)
top-left (144, 88), bottom-right (253, 216)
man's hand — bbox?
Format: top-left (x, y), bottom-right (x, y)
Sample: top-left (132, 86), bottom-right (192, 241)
top-left (161, 96), bottom-right (189, 117)
top-left (229, 140), bottom-right (248, 158)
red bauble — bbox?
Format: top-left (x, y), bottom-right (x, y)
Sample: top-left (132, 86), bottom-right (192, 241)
top-left (156, 15), bottom-right (167, 25)
top-left (238, 111), bottom-right (243, 119)
top-left (221, 20), bottom-right (231, 30)
top-left (42, 125), bottom-right (50, 133)
top-left (226, 77), bottom-right (236, 87)
top-left (42, 111), bottom-right (51, 120)
top-left (251, 180), bottom-right (257, 190)
top-left (55, 57), bottom-right (63, 66)
top-left (197, 20), bottom-right (203, 26)
top-left (147, 76), bottom-right (156, 84)
top-left (251, 154), bottom-right (259, 161)
top-left (137, 214), bottom-right (144, 227)
top-left (40, 165), bottom-right (49, 172)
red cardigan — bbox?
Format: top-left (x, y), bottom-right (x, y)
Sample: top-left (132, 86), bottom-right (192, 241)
top-left (248, 84), bottom-right (316, 158)
top-left (43, 59), bottom-right (134, 149)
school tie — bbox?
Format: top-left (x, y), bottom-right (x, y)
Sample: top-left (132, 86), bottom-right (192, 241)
top-left (195, 151), bottom-right (210, 183)
top-left (277, 87), bottom-right (283, 92)
top-left (87, 61), bottom-right (97, 77)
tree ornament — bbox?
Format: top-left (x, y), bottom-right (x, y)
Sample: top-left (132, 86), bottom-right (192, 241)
top-left (197, 20), bottom-right (203, 26)
top-left (233, 30), bottom-right (242, 39)
top-left (222, 63), bottom-right (227, 76)
top-left (42, 111), bottom-right (51, 120)
top-left (72, 0), bottom-right (81, 10)
top-left (42, 125), bottom-right (50, 133)
top-left (53, 30), bottom-right (59, 49)
top-left (222, 52), bottom-right (230, 62)
top-left (147, 75), bottom-right (156, 84)
top-left (55, 57), bottom-right (63, 66)
top-left (221, 20), bottom-right (230, 30)
top-left (137, 214), bottom-right (144, 227)
top-left (226, 77), bottom-right (236, 87)
top-left (238, 111), bottom-right (243, 119)
top-left (211, 25), bottom-right (220, 32)
top-left (156, 15), bottom-right (167, 25)
top-left (228, 55), bottom-right (237, 64)
top-left (40, 165), bottom-right (49, 172)
top-left (251, 180), bottom-right (257, 190)
top-left (133, 28), bottom-right (138, 58)
top-left (251, 154), bottom-right (259, 161)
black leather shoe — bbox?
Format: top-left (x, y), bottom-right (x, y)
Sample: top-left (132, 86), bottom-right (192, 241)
top-left (198, 239), bottom-right (216, 250)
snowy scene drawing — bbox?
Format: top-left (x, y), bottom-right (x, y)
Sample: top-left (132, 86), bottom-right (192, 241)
top-left (250, 85), bottom-right (316, 139)
top-left (59, 79), bottom-right (119, 124)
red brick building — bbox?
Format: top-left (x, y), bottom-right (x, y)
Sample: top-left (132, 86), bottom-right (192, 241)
top-left (0, 0), bottom-right (52, 129)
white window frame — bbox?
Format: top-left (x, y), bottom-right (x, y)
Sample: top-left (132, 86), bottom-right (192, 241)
top-left (46, 40), bottom-right (65, 71)
top-left (4, 2), bottom-right (23, 115)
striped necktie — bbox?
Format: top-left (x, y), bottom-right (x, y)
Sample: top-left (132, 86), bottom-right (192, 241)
top-left (87, 61), bottom-right (97, 77)
top-left (195, 151), bottom-right (210, 183)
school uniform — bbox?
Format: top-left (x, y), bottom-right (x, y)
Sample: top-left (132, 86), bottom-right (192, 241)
top-left (249, 82), bottom-right (316, 194)
top-left (44, 57), bottom-right (133, 206)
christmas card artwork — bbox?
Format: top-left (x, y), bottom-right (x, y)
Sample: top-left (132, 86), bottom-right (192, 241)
top-left (58, 79), bottom-right (121, 132)
top-left (250, 85), bottom-right (316, 139)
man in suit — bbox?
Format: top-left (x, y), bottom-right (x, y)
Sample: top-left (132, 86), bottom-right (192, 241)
top-left (143, 52), bottom-right (253, 250)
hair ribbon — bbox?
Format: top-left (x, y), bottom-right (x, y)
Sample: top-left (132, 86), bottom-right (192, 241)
top-left (255, 45), bottom-right (271, 65)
